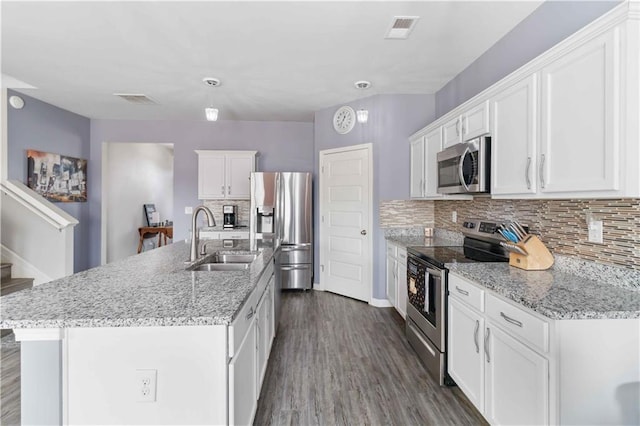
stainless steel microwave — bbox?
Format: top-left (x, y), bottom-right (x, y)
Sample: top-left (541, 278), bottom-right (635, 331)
top-left (436, 136), bottom-right (490, 194)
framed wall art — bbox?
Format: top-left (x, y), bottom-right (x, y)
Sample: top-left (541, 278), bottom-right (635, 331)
top-left (27, 149), bottom-right (87, 202)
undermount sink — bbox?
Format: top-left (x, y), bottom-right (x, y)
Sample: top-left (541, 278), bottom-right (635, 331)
top-left (210, 253), bottom-right (258, 263)
top-left (192, 263), bottom-right (250, 272)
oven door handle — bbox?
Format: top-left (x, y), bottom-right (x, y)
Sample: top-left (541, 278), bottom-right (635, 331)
top-left (425, 267), bottom-right (443, 277)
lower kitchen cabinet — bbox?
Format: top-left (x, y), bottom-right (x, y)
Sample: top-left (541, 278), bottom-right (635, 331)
top-left (229, 320), bottom-right (257, 426)
top-left (385, 242), bottom-right (407, 318)
top-left (448, 298), bottom-right (484, 410)
top-left (257, 275), bottom-right (275, 389)
top-left (448, 272), bottom-right (639, 425)
top-left (484, 323), bottom-right (548, 426)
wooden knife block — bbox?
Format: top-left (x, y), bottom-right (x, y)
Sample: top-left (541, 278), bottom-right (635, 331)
top-left (509, 235), bottom-right (554, 271)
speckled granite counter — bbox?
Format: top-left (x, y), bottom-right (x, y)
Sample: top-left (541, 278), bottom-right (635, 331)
top-left (0, 241), bottom-right (274, 329)
top-left (384, 227), bottom-right (463, 248)
top-left (448, 262), bottom-right (640, 320)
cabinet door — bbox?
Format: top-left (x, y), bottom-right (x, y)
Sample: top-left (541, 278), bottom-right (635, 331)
top-left (463, 101), bottom-right (490, 140)
top-left (386, 255), bottom-right (397, 307)
top-left (424, 127), bottom-right (444, 197)
top-left (442, 117), bottom-right (462, 148)
top-left (226, 155), bottom-right (254, 199)
top-left (448, 298), bottom-right (484, 412)
top-left (540, 28), bottom-right (620, 195)
top-left (484, 324), bottom-right (549, 426)
top-left (198, 154), bottom-right (226, 199)
top-left (229, 321), bottom-right (257, 426)
top-left (256, 290), bottom-right (269, 390)
top-left (396, 259), bottom-right (407, 319)
top-left (410, 137), bottom-right (425, 198)
top-left (491, 75), bottom-right (538, 196)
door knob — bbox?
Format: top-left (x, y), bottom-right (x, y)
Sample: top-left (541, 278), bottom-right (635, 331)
top-left (361, 230), bottom-right (367, 235)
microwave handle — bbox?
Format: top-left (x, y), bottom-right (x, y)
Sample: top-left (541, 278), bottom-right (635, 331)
top-left (458, 147), bottom-right (471, 192)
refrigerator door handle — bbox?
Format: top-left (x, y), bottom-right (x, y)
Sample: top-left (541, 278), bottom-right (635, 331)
top-left (279, 265), bottom-right (311, 271)
top-left (280, 244), bottom-right (312, 251)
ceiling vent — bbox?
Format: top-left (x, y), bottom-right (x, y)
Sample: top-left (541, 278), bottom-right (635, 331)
top-left (113, 93), bottom-right (157, 105)
top-left (385, 16), bottom-right (419, 40)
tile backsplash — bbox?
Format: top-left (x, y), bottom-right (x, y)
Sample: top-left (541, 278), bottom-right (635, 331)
top-left (434, 198), bottom-right (640, 270)
top-left (379, 200), bottom-right (434, 228)
top-left (202, 200), bottom-right (251, 225)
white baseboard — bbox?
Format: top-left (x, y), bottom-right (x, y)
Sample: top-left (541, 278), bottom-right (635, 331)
top-left (1, 244), bottom-right (52, 286)
top-left (369, 297), bottom-right (393, 308)
top-left (312, 281), bottom-right (324, 291)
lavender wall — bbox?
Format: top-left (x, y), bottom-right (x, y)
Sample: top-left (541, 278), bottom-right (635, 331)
top-left (89, 119), bottom-right (313, 268)
top-left (7, 90), bottom-right (91, 273)
top-left (435, 0), bottom-right (620, 117)
top-left (314, 94), bottom-right (435, 299)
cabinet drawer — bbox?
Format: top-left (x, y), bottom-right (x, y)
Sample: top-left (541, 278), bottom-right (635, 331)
top-left (221, 232), bottom-right (249, 240)
top-left (448, 273), bottom-right (484, 312)
top-left (386, 243), bottom-right (397, 258)
top-left (397, 248), bottom-right (407, 265)
top-left (486, 294), bottom-right (549, 353)
top-left (229, 290), bottom-right (258, 358)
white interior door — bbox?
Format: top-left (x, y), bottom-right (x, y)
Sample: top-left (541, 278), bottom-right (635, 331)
top-left (319, 144), bottom-right (372, 302)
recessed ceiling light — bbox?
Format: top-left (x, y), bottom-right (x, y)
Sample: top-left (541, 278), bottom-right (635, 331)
top-left (203, 77), bottom-right (221, 87)
top-left (354, 81), bottom-right (372, 90)
top-left (385, 16), bottom-right (420, 40)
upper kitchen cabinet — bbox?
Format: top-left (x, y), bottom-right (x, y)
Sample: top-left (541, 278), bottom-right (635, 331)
top-left (410, 128), bottom-right (444, 199)
top-left (539, 28), bottom-right (620, 196)
top-left (196, 150), bottom-right (257, 200)
top-left (442, 101), bottom-right (490, 148)
top-left (491, 75), bottom-right (538, 196)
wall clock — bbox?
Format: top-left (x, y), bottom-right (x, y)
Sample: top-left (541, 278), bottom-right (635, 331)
top-left (333, 106), bottom-right (356, 134)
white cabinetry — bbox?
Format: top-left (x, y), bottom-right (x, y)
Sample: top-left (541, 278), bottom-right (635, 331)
top-left (229, 318), bottom-right (257, 426)
top-left (257, 275), bottom-right (275, 389)
top-left (200, 230), bottom-right (250, 240)
top-left (539, 28), bottom-right (620, 195)
top-left (491, 75), bottom-right (538, 196)
top-left (385, 242), bottom-right (407, 318)
top-left (409, 128), bottom-right (444, 199)
top-left (448, 271), bottom-right (639, 425)
top-left (411, 4), bottom-right (640, 199)
top-left (196, 151), bottom-right (256, 200)
top-left (449, 273), bottom-right (549, 425)
top-left (442, 101), bottom-right (490, 148)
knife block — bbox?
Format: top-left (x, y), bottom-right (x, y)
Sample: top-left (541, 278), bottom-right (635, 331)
top-left (509, 235), bottom-right (554, 271)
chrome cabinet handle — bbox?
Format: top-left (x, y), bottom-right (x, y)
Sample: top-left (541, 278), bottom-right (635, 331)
top-left (455, 286), bottom-right (469, 296)
top-left (227, 185), bottom-right (231, 195)
top-left (526, 157), bottom-right (532, 189)
top-left (221, 185), bottom-right (225, 195)
top-left (461, 119), bottom-right (466, 136)
top-left (474, 320), bottom-right (480, 354)
top-left (361, 230), bottom-right (367, 235)
top-left (500, 311), bottom-right (523, 328)
top-left (456, 118), bottom-right (460, 136)
top-left (246, 306), bottom-right (254, 320)
top-left (539, 154), bottom-right (546, 189)
top-left (484, 328), bottom-right (491, 363)
top-left (422, 179), bottom-right (426, 196)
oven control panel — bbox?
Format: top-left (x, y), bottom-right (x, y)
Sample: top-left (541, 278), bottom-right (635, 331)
top-left (462, 219), bottom-right (501, 241)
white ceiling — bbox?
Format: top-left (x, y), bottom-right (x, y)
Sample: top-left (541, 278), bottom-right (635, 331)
top-left (1, 1), bottom-right (543, 122)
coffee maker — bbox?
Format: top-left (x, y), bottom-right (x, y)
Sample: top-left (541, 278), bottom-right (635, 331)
top-left (223, 205), bottom-right (237, 229)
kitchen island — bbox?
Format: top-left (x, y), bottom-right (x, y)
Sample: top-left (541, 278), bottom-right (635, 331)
top-left (0, 240), bottom-right (276, 425)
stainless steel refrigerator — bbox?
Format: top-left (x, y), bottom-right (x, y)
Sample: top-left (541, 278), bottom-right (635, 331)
top-left (250, 172), bottom-right (313, 293)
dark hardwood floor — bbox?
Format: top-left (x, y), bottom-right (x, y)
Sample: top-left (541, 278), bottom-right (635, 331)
top-left (255, 291), bottom-right (487, 426)
top-left (1, 333), bottom-right (20, 426)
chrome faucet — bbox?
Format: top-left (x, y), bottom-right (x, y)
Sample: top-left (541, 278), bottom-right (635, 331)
top-left (189, 205), bottom-right (216, 262)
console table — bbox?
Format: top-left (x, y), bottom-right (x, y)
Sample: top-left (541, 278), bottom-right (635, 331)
top-left (137, 226), bottom-right (173, 253)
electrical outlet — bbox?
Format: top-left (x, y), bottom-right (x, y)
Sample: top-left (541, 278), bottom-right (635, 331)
top-left (185, 206), bottom-right (193, 215)
top-left (136, 369), bottom-right (157, 402)
top-left (452, 211), bottom-right (457, 223)
top-left (588, 220), bottom-right (604, 244)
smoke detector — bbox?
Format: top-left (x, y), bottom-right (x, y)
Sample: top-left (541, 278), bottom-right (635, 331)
top-left (385, 16), bottom-right (420, 39)
top-left (203, 77), bottom-right (221, 87)
top-left (354, 80), bottom-right (372, 90)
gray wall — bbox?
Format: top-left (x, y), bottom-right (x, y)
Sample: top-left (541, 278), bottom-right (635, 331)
top-left (314, 94), bottom-right (435, 299)
top-left (435, 0), bottom-right (621, 117)
top-left (7, 90), bottom-right (91, 273)
top-left (89, 119), bottom-right (314, 268)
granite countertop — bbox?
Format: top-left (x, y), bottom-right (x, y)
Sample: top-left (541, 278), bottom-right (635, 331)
top-left (448, 263), bottom-right (640, 320)
top-left (386, 235), bottom-right (462, 248)
top-left (0, 240), bottom-right (274, 329)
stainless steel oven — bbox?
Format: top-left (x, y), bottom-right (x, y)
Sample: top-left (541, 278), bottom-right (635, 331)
top-left (437, 136), bottom-right (490, 195)
top-left (406, 252), bottom-right (451, 386)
